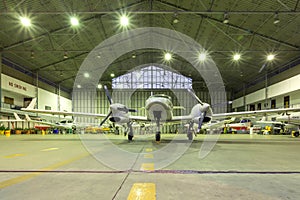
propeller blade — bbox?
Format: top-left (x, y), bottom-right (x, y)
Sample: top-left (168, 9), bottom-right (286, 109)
top-left (104, 85), bottom-right (113, 104)
top-left (99, 111), bottom-right (112, 126)
top-left (187, 89), bottom-right (204, 105)
top-left (197, 111), bottom-right (206, 132)
top-left (128, 108), bottom-right (138, 112)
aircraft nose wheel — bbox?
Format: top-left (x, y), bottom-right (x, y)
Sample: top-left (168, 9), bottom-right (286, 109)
top-left (155, 131), bottom-right (161, 141)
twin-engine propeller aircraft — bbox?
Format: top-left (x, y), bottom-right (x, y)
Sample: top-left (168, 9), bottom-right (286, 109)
top-left (98, 86), bottom-right (212, 141)
top-left (22, 86), bottom-right (300, 141)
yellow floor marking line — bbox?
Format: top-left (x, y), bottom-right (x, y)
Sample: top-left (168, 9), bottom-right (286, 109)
top-left (4, 154), bottom-right (25, 158)
top-left (0, 153), bottom-right (89, 189)
top-left (127, 183), bottom-right (156, 200)
top-left (144, 153), bottom-right (154, 159)
top-left (41, 147), bottom-right (59, 152)
top-left (145, 148), bottom-right (153, 152)
top-left (140, 163), bottom-right (155, 171)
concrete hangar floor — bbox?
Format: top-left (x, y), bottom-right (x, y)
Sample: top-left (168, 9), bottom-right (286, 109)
top-left (0, 133), bottom-right (299, 200)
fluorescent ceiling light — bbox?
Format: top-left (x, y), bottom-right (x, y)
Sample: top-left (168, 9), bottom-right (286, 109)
top-left (198, 52), bottom-right (206, 61)
top-left (233, 54), bottom-right (241, 61)
top-left (120, 15), bottom-right (129, 27)
top-left (20, 17), bottom-right (31, 27)
top-left (70, 17), bottom-right (79, 26)
top-left (164, 52), bottom-right (172, 61)
top-left (267, 54), bottom-right (275, 61)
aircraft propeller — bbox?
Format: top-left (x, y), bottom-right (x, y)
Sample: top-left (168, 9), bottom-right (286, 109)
top-left (197, 111), bottom-right (206, 132)
top-left (188, 89), bottom-right (210, 132)
top-left (99, 85), bottom-right (137, 127)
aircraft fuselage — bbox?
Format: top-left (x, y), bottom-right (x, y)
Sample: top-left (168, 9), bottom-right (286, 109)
top-left (144, 94), bottom-right (173, 122)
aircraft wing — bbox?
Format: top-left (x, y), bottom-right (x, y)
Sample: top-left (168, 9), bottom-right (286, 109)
top-left (21, 108), bottom-right (107, 118)
top-left (129, 115), bottom-right (192, 123)
top-left (212, 107), bottom-right (300, 119)
top-left (129, 115), bottom-right (148, 121)
top-left (0, 119), bottom-right (23, 122)
top-left (0, 113), bottom-right (24, 122)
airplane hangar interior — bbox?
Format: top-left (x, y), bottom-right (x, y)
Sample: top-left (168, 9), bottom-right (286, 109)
top-left (0, 1), bottom-right (300, 199)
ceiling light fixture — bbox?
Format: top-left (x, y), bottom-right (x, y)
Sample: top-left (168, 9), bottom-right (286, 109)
top-left (172, 13), bottom-right (179, 24)
top-left (20, 16), bottom-right (31, 27)
top-left (70, 17), bottom-right (79, 26)
top-left (84, 72), bottom-right (89, 78)
top-left (273, 12), bottom-right (280, 24)
top-left (198, 52), bottom-right (206, 61)
top-left (164, 52), bottom-right (172, 61)
top-left (223, 12), bottom-right (229, 24)
top-left (63, 51), bottom-right (68, 59)
top-left (267, 54), bottom-right (275, 61)
top-left (233, 53), bottom-right (241, 61)
top-left (30, 50), bottom-right (34, 58)
top-left (120, 15), bottom-right (129, 27)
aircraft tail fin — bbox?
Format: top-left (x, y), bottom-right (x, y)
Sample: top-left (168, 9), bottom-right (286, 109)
top-left (260, 116), bottom-right (267, 121)
top-left (25, 114), bottom-right (31, 121)
top-left (26, 98), bottom-right (37, 110)
top-left (13, 113), bottom-right (22, 121)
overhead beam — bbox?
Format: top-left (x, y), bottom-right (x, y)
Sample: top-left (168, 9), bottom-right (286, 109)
top-left (2, 1), bottom-right (146, 50)
top-left (32, 52), bottom-right (87, 71)
top-left (157, 0), bottom-right (300, 50)
top-left (1, 10), bottom-right (300, 15)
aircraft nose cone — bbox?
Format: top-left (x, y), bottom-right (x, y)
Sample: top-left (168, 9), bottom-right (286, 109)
top-left (148, 104), bottom-right (168, 122)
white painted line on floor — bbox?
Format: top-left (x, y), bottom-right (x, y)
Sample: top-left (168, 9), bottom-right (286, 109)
top-left (41, 148), bottom-right (59, 152)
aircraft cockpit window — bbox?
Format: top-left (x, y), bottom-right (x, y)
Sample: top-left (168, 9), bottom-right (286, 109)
top-left (240, 119), bottom-right (251, 123)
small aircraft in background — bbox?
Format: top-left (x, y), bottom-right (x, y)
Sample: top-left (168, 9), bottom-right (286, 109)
top-left (22, 86), bottom-right (300, 141)
top-left (275, 113), bottom-right (300, 137)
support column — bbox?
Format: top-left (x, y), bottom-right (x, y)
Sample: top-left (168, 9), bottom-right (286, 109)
top-left (35, 71), bottom-right (39, 109)
top-left (264, 72), bottom-right (268, 109)
top-left (243, 83), bottom-right (247, 111)
top-left (0, 52), bottom-right (2, 111)
top-left (57, 84), bottom-right (61, 111)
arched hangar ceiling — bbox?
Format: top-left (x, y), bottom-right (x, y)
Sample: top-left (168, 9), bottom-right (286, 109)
top-left (1, 0), bottom-right (299, 94)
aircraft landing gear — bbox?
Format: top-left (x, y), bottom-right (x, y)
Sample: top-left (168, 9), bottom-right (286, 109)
top-left (127, 122), bottom-right (134, 141)
top-left (187, 121), bottom-right (194, 140)
top-left (128, 134), bottom-right (133, 141)
top-left (187, 132), bottom-right (193, 140)
top-left (292, 131), bottom-right (299, 137)
top-left (155, 131), bottom-right (161, 142)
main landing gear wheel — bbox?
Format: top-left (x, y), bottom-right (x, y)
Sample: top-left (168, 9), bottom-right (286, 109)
top-left (155, 132), bottom-right (161, 142)
top-left (128, 135), bottom-right (133, 141)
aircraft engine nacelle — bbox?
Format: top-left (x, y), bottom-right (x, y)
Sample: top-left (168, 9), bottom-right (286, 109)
top-left (109, 116), bottom-right (129, 124)
top-left (192, 115), bottom-right (212, 124)
top-left (190, 104), bottom-right (213, 123)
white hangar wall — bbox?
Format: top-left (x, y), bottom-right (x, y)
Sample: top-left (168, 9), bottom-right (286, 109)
top-left (1, 74), bottom-right (72, 112)
top-left (232, 73), bottom-right (300, 110)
